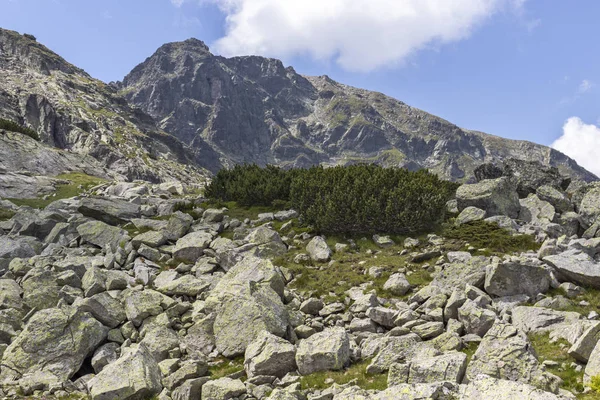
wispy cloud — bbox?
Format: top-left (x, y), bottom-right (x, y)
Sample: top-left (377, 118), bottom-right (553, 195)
top-left (559, 79), bottom-right (595, 106)
top-left (578, 79), bottom-right (594, 94)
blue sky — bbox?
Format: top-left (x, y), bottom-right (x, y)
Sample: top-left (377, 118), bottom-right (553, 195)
top-left (1, 0), bottom-right (599, 175)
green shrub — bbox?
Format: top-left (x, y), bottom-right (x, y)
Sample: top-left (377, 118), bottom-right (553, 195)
top-left (290, 165), bottom-right (458, 234)
top-left (0, 118), bottom-right (40, 141)
top-left (205, 164), bottom-right (297, 207)
top-left (206, 164), bottom-right (458, 235)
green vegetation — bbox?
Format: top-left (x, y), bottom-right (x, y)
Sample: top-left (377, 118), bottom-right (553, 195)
top-left (300, 359), bottom-right (387, 391)
top-left (442, 220), bottom-right (540, 255)
top-left (208, 356), bottom-right (245, 379)
top-left (0, 118), bottom-right (40, 141)
top-left (275, 236), bottom-right (433, 302)
top-left (460, 341), bottom-right (480, 364)
top-left (0, 208), bottom-right (15, 221)
top-left (207, 164), bottom-right (458, 235)
top-left (7, 172), bottom-right (105, 209)
top-left (529, 333), bottom-right (590, 398)
top-left (545, 287), bottom-right (600, 316)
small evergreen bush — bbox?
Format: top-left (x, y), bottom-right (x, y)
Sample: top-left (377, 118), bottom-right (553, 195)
top-left (0, 118), bottom-right (40, 141)
top-left (206, 164), bottom-right (458, 235)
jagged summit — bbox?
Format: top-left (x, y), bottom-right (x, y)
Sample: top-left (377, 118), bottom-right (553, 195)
top-left (119, 36), bottom-right (596, 182)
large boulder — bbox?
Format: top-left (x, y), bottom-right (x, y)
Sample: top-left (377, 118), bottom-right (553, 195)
top-left (519, 195), bottom-right (555, 225)
top-left (88, 343), bottom-right (162, 400)
top-left (543, 250), bottom-right (600, 288)
top-left (201, 377), bottom-right (246, 400)
top-left (456, 177), bottom-right (520, 218)
top-left (296, 327), bottom-right (350, 375)
top-left (0, 306), bottom-right (108, 383)
top-left (484, 258), bottom-right (552, 298)
top-left (214, 285), bottom-right (289, 357)
top-left (77, 221), bottom-right (128, 252)
top-left (460, 374), bottom-right (572, 399)
top-left (465, 322), bottom-right (561, 393)
top-left (306, 236), bottom-right (332, 263)
top-left (388, 352), bottom-right (467, 385)
top-left (173, 231), bottom-right (213, 263)
top-left (244, 331), bottom-right (296, 378)
top-left (580, 186), bottom-right (600, 228)
top-left (245, 226), bottom-right (287, 258)
top-left (78, 197), bottom-right (140, 225)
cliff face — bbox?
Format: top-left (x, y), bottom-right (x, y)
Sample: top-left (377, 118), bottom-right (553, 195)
top-left (0, 29), bottom-right (210, 184)
top-left (120, 39), bottom-right (597, 182)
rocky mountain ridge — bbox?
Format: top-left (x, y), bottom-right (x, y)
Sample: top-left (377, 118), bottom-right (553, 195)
top-left (120, 38), bottom-right (596, 182)
top-left (0, 28), bottom-right (596, 196)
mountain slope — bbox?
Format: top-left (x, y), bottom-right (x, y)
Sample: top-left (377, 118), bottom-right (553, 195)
top-left (0, 29), bottom-right (211, 186)
top-left (120, 39), bottom-right (596, 182)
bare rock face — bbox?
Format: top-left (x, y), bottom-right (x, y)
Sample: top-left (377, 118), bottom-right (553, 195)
top-left (119, 38), bottom-right (597, 182)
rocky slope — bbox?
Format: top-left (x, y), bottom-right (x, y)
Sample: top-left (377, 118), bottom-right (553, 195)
top-left (0, 29), bottom-right (211, 192)
top-left (120, 39), bottom-right (596, 182)
top-left (1, 160), bottom-right (600, 399)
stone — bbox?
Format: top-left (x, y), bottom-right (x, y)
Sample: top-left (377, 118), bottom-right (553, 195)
top-left (244, 331), bottom-right (297, 378)
top-left (580, 186), bottom-right (600, 229)
top-left (214, 285), bottom-right (289, 357)
top-left (465, 322), bottom-right (561, 393)
top-left (78, 197), bottom-right (140, 225)
top-left (568, 321), bottom-right (600, 363)
top-left (82, 266), bottom-right (106, 297)
top-left (245, 225), bottom-right (287, 258)
top-left (373, 234), bottom-right (394, 248)
top-left (89, 343), bottom-right (162, 400)
top-left (383, 273), bottom-right (411, 296)
top-left (0, 279), bottom-right (23, 310)
top-left (91, 343), bottom-right (120, 373)
top-left (519, 194), bottom-right (556, 224)
top-left (173, 231), bottom-right (212, 263)
top-left (132, 230), bottom-right (167, 249)
top-left (299, 298), bottom-right (324, 315)
top-left (0, 306), bottom-right (108, 382)
top-left (401, 352), bottom-right (467, 384)
top-left (203, 208), bottom-right (225, 223)
top-left (457, 300), bottom-right (496, 337)
top-left (365, 334), bottom-right (422, 374)
top-left (306, 236), bottom-right (332, 262)
top-left (460, 374), bottom-right (570, 399)
top-left (537, 185), bottom-right (573, 213)
top-left (367, 307), bottom-right (398, 328)
top-left (76, 292), bottom-right (127, 328)
top-left (456, 177), bottom-right (520, 218)
top-left (543, 250), bottom-right (600, 288)
top-left (484, 259), bottom-right (552, 298)
top-left (412, 321), bottom-right (445, 340)
top-left (123, 289), bottom-right (172, 327)
top-left (163, 360), bottom-right (208, 390)
top-left (201, 377), bottom-right (246, 400)
top-left (77, 221), bottom-right (128, 252)
top-left (456, 206), bottom-right (486, 225)
top-left (184, 314), bottom-right (216, 358)
top-left (163, 212), bottom-right (194, 241)
top-left (296, 327), bottom-right (350, 375)
top-left (156, 274), bottom-right (211, 297)
top-left (171, 377), bottom-right (209, 400)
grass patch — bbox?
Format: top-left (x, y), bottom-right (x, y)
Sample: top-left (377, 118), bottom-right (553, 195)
top-left (460, 342), bottom-right (480, 364)
top-left (442, 220), bottom-right (540, 255)
top-left (208, 356), bottom-right (245, 379)
top-left (545, 287), bottom-right (600, 316)
top-left (300, 359), bottom-right (387, 391)
top-left (276, 238), bottom-right (433, 302)
top-left (529, 333), bottom-right (587, 397)
top-left (7, 172), bottom-right (106, 209)
top-left (0, 208), bottom-right (15, 221)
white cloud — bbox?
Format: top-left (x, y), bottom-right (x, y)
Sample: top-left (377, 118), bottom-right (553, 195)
top-left (552, 117), bottom-right (600, 177)
top-left (197, 0), bottom-right (527, 72)
top-left (579, 79), bottom-right (594, 94)
top-left (171, 0), bottom-right (185, 7)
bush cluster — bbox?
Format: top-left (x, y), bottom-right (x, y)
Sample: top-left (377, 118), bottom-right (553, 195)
top-left (206, 164), bottom-right (458, 235)
top-left (0, 118), bottom-right (40, 141)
